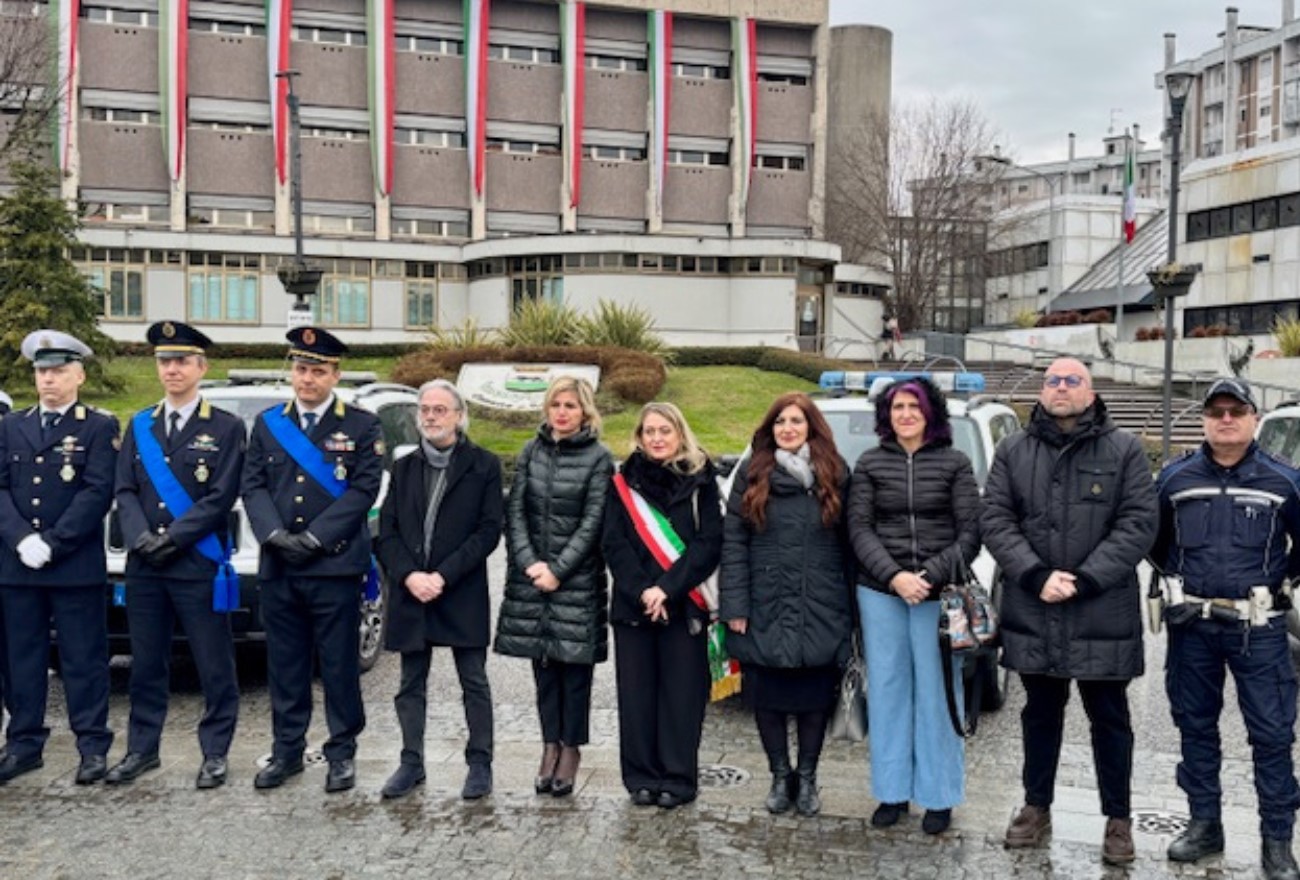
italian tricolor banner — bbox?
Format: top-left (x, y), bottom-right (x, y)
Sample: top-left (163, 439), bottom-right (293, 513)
top-left (1122, 135), bottom-right (1137, 243)
top-left (648, 10), bottom-right (672, 216)
top-left (266, 0), bottom-right (293, 185)
top-left (464, 0), bottom-right (490, 198)
top-left (367, 0), bottom-right (395, 196)
top-left (561, 0), bottom-right (585, 209)
top-left (733, 18), bottom-right (757, 213)
top-left (159, 0), bottom-right (188, 181)
top-left (49, 0), bottom-right (79, 174)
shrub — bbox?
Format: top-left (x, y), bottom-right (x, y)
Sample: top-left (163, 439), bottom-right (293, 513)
top-left (114, 341), bottom-right (423, 359)
top-left (427, 318), bottom-right (499, 351)
top-left (497, 298), bottom-right (579, 348)
top-left (603, 367), bottom-right (665, 403)
top-left (1081, 309), bottom-right (1113, 324)
top-left (672, 346), bottom-right (765, 366)
top-left (1013, 311), bottom-right (1040, 329)
top-left (574, 300), bottom-right (671, 360)
top-left (754, 349), bottom-right (856, 384)
top-left (1034, 315), bottom-right (1049, 327)
top-left (1188, 326), bottom-right (1207, 339)
top-left (1274, 316), bottom-right (1300, 357)
top-left (1202, 323), bottom-right (1230, 337)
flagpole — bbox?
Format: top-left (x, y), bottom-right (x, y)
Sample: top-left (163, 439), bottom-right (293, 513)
top-left (1116, 230), bottom-right (1126, 343)
top-left (1116, 129), bottom-right (1134, 344)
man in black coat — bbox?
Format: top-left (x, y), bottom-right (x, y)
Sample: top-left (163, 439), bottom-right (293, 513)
top-left (241, 327), bottom-right (383, 793)
top-left (109, 321), bottom-right (245, 789)
top-left (0, 331), bottom-right (117, 785)
top-left (982, 357), bottom-right (1157, 865)
top-left (375, 379), bottom-right (502, 800)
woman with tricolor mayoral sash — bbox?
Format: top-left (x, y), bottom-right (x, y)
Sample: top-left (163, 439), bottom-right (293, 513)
top-left (719, 392), bottom-right (854, 818)
top-left (602, 402), bottom-right (722, 809)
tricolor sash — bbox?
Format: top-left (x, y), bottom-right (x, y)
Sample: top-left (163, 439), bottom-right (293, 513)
top-left (131, 408), bottom-right (238, 612)
top-left (611, 472), bottom-right (708, 613)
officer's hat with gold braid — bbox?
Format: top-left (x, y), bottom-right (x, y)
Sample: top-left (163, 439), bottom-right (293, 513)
top-left (286, 326), bottom-right (348, 365)
top-left (147, 321), bottom-right (213, 359)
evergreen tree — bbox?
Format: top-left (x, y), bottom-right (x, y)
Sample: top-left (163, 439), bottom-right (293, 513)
top-left (0, 160), bottom-right (119, 391)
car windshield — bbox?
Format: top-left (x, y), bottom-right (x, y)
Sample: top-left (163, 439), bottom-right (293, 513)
top-left (1259, 414), bottom-right (1300, 465)
top-left (207, 394), bottom-right (291, 432)
top-left (819, 410), bottom-right (988, 484)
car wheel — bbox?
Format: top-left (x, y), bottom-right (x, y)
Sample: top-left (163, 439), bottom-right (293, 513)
top-left (977, 648), bottom-right (1010, 711)
top-left (358, 574), bottom-right (388, 673)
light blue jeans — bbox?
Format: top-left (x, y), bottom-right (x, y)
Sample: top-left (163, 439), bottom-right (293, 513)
top-left (858, 586), bottom-right (965, 810)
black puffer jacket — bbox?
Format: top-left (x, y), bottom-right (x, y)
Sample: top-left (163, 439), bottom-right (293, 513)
top-left (719, 460), bottom-right (853, 668)
top-left (981, 399), bottom-right (1157, 680)
top-left (848, 438), bottom-right (981, 597)
top-left (495, 425), bottom-right (614, 665)
top-left (602, 451), bottom-right (722, 626)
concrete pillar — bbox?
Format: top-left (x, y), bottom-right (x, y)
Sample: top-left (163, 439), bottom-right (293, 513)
top-left (1285, 0), bottom-right (1295, 25)
top-left (1225, 7), bottom-right (1239, 150)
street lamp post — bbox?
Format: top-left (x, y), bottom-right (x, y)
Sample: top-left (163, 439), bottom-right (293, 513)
top-left (1159, 70), bottom-right (1196, 461)
top-left (981, 155), bottom-right (1061, 316)
top-left (274, 69), bottom-right (321, 323)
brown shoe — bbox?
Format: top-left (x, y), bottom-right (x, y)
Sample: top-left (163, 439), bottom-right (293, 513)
top-left (1103, 817), bottom-right (1135, 865)
top-left (1005, 804), bottom-right (1052, 848)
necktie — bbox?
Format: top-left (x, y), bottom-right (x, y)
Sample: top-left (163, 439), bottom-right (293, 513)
top-left (168, 411), bottom-right (181, 439)
top-left (42, 411), bottom-right (59, 437)
top-left (302, 412), bottom-right (317, 434)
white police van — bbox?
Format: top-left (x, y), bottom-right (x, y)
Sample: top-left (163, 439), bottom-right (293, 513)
top-left (1250, 401), bottom-right (1300, 642)
top-left (104, 371), bottom-right (421, 672)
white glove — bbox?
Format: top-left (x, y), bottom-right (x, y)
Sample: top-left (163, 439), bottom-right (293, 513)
top-left (17, 534), bottom-right (52, 570)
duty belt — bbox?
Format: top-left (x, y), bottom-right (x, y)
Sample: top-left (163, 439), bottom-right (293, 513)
top-left (1179, 588), bottom-right (1285, 627)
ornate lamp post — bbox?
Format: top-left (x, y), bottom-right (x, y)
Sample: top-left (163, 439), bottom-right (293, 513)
top-left (1158, 70), bottom-right (1196, 461)
top-left (274, 69), bottom-right (321, 324)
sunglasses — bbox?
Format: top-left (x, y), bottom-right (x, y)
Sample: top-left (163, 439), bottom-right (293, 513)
top-left (1203, 404), bottom-right (1253, 419)
top-left (1043, 374), bottom-right (1085, 388)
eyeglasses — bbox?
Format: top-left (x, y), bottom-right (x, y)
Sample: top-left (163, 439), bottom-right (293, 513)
top-left (1043, 374), bottom-right (1086, 389)
top-left (419, 405), bottom-right (454, 418)
top-left (1203, 404), bottom-right (1252, 420)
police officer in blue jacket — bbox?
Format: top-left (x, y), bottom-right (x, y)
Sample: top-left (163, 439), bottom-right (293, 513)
top-left (0, 331), bottom-right (117, 785)
top-left (241, 327), bottom-right (383, 793)
top-left (108, 321), bottom-right (245, 789)
top-left (1154, 378), bottom-right (1300, 880)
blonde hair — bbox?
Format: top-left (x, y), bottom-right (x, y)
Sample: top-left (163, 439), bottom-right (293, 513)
top-left (544, 375), bottom-right (602, 436)
top-left (633, 401), bottom-right (709, 474)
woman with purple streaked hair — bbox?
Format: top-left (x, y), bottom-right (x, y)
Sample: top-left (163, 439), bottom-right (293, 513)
top-left (847, 375), bottom-right (981, 836)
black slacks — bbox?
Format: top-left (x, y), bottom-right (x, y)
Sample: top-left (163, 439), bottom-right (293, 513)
top-left (533, 659), bottom-right (594, 746)
top-left (1019, 673), bottom-right (1133, 818)
top-left (395, 646), bottom-right (493, 767)
top-left (613, 618), bottom-right (709, 798)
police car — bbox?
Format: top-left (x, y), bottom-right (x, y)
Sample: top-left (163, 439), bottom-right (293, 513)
top-left (105, 371), bottom-right (421, 671)
top-left (1249, 401), bottom-right (1300, 642)
top-left (720, 370), bottom-right (1021, 729)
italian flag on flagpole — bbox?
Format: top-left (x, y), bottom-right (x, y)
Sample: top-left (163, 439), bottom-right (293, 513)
top-left (648, 10), bottom-right (672, 216)
top-left (266, 0), bottom-right (292, 185)
top-left (1122, 135), bottom-right (1137, 243)
top-left (159, 0), bottom-right (188, 181)
top-left (733, 18), bottom-right (757, 213)
top-left (50, 0), bottom-right (79, 174)
top-left (367, 0), bottom-right (394, 196)
top-left (465, 0), bottom-right (490, 198)
top-left (561, 0), bottom-right (585, 209)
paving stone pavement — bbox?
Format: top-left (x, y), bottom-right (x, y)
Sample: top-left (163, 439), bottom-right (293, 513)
top-left (0, 551), bottom-right (1287, 879)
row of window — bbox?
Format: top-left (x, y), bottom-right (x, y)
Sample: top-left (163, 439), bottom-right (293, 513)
top-left (986, 241), bottom-right (1049, 278)
top-left (1186, 191), bottom-right (1300, 242)
top-left (1184, 300), bottom-right (1300, 337)
top-left (835, 282), bottom-right (889, 298)
top-left (466, 253), bottom-right (802, 278)
top-left (72, 249), bottom-right (463, 279)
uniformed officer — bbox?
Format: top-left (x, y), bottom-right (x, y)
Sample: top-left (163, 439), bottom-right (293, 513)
top-left (241, 326), bottom-right (383, 793)
top-left (108, 321), bottom-right (245, 789)
top-left (0, 330), bottom-right (117, 784)
top-left (1154, 378), bottom-right (1300, 880)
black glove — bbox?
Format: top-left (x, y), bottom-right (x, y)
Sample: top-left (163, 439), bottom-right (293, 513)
top-left (149, 536), bottom-right (182, 568)
top-left (267, 530), bottom-right (321, 567)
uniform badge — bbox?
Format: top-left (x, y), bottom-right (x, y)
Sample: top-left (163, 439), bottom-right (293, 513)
top-left (190, 434), bottom-right (219, 453)
top-left (1091, 483), bottom-right (1103, 496)
top-left (303, 328), bottom-right (317, 346)
top-left (195, 463), bottom-right (210, 484)
top-left (112, 436), bottom-right (122, 451)
top-left (325, 432), bottom-right (355, 453)
top-left (60, 463), bottom-right (75, 482)
top-left (334, 459), bottom-right (348, 481)
top-left (374, 439), bottom-right (386, 457)
top-left (162, 321), bottom-right (176, 338)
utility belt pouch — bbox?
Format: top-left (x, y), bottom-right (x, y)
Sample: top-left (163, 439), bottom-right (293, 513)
top-left (1249, 586), bottom-right (1274, 627)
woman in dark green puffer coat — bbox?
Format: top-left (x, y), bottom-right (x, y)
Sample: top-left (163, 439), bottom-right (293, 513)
top-left (494, 376), bottom-right (613, 798)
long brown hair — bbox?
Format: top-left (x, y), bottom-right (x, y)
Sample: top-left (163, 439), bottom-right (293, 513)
top-left (741, 392), bottom-right (842, 530)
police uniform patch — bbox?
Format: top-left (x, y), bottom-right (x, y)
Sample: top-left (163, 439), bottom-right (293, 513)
top-left (302, 328), bottom-right (317, 346)
top-left (162, 321), bottom-right (176, 338)
top-left (112, 436), bottom-right (122, 451)
top-left (190, 434), bottom-right (219, 453)
top-left (325, 432), bottom-right (355, 452)
top-left (374, 439), bottom-right (386, 457)
top-left (1091, 483), bottom-right (1103, 496)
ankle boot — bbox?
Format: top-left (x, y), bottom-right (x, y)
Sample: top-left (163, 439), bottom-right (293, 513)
top-left (765, 755), bottom-right (793, 814)
top-left (794, 766), bottom-right (821, 817)
top-left (535, 742), bottom-right (560, 795)
top-left (1167, 819), bottom-right (1225, 863)
top-left (1263, 838), bottom-right (1300, 880)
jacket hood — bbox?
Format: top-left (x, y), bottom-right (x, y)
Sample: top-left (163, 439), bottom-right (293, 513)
top-left (537, 423), bottom-right (600, 449)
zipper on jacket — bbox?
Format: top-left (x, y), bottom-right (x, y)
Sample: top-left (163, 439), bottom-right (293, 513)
top-left (906, 452), bottom-right (920, 570)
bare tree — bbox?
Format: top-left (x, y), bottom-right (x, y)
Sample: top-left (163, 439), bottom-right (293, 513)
top-left (0, 4), bottom-right (57, 164)
top-left (827, 96), bottom-right (1005, 333)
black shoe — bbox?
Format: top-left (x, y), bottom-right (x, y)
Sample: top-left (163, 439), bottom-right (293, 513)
top-left (550, 745), bottom-right (579, 798)
top-left (631, 788), bottom-right (657, 807)
top-left (75, 754), bottom-right (107, 785)
top-left (381, 763), bottom-right (426, 800)
top-left (766, 771), bottom-right (793, 814)
top-left (657, 791), bottom-right (695, 810)
top-left (922, 809), bottom-right (952, 835)
top-left (872, 801), bottom-right (908, 828)
top-left (1264, 839), bottom-right (1300, 880)
top-left (104, 752), bottom-right (160, 785)
top-left (196, 756), bottom-right (227, 790)
top-left (1168, 819), bottom-right (1225, 863)
top-left (461, 763), bottom-right (492, 800)
top-left (794, 769), bottom-right (821, 817)
top-left (0, 752), bottom-right (42, 784)
top-left (325, 759), bottom-right (356, 793)
top-left (535, 742), bottom-right (560, 795)
top-left (254, 756), bottom-right (304, 790)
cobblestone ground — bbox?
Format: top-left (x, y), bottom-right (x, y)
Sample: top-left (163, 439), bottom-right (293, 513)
top-left (0, 551), bottom-right (1283, 878)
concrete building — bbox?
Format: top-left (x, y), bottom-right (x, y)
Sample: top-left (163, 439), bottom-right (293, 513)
top-left (0, 0), bottom-right (895, 352)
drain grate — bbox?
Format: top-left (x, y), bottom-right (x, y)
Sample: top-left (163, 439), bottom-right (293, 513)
top-left (1133, 810), bottom-right (1189, 836)
top-left (698, 764), bottom-right (751, 789)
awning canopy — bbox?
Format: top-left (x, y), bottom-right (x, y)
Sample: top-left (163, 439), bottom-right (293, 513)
top-left (1049, 284), bottom-right (1154, 314)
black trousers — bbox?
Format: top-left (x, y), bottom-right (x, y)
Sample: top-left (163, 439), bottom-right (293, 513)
top-left (395, 646), bottom-right (493, 767)
top-left (1019, 673), bottom-right (1133, 818)
top-left (533, 659), bottom-right (594, 746)
top-left (0, 584), bottom-right (111, 760)
top-left (614, 619), bottom-right (709, 798)
top-left (262, 576), bottom-right (364, 763)
top-left (124, 577), bottom-right (238, 757)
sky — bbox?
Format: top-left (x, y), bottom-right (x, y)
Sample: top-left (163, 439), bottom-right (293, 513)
top-left (829, 0), bottom-right (1289, 164)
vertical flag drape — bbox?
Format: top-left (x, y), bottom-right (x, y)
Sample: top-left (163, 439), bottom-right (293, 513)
top-left (733, 17), bottom-right (757, 214)
top-left (648, 10), bottom-right (672, 216)
top-left (159, 0), bottom-right (188, 181)
top-left (50, 0), bottom-right (79, 174)
top-left (464, 0), bottom-right (490, 198)
top-left (1122, 135), bottom-right (1137, 243)
top-left (266, 0), bottom-right (292, 185)
top-left (367, 0), bottom-right (395, 196)
top-left (562, 0), bottom-right (585, 208)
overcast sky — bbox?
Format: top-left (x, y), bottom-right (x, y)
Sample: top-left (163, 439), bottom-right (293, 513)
top-left (829, 0), bottom-right (1288, 163)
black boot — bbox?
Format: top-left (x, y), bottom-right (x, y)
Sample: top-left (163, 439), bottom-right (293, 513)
top-left (1264, 839), bottom-right (1300, 880)
top-left (1167, 819), bottom-right (1225, 863)
top-left (765, 755), bottom-right (793, 814)
top-left (794, 766), bottom-right (821, 817)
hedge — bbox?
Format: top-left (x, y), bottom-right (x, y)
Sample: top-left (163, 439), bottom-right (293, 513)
top-left (113, 341), bottom-right (424, 360)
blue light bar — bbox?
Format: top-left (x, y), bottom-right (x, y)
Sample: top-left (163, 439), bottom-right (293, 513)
top-left (818, 371), bottom-right (986, 395)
